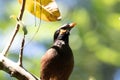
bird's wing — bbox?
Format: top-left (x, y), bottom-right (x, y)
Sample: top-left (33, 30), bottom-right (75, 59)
top-left (41, 48), bottom-right (58, 69)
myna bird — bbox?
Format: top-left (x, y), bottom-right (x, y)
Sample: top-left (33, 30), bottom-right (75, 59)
top-left (40, 23), bottom-right (76, 80)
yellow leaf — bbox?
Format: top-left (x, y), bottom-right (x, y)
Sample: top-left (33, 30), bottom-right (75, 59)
top-left (18, 0), bottom-right (61, 21)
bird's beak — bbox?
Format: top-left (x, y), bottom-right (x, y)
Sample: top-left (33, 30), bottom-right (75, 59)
top-left (67, 22), bottom-right (76, 31)
top-left (69, 22), bottom-right (76, 28)
top-left (59, 22), bottom-right (76, 35)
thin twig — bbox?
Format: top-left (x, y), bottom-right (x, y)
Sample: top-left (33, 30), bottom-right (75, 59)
top-left (0, 0), bottom-right (41, 80)
top-left (18, 35), bottom-right (25, 67)
top-left (2, 0), bottom-right (26, 56)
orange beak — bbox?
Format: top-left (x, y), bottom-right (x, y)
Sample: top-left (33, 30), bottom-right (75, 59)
top-left (59, 22), bottom-right (76, 35)
top-left (69, 22), bottom-right (76, 28)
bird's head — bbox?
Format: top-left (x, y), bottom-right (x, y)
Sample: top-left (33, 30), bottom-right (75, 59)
top-left (54, 23), bottom-right (76, 43)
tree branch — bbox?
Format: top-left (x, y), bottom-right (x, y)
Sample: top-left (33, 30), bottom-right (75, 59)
top-left (1, 0), bottom-right (26, 56)
top-left (0, 54), bottom-right (40, 80)
top-left (0, 0), bottom-right (41, 80)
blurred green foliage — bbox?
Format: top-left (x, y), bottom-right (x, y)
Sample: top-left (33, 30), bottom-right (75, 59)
top-left (0, 0), bottom-right (120, 80)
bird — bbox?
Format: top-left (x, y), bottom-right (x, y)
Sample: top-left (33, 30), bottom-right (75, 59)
top-left (40, 23), bottom-right (76, 80)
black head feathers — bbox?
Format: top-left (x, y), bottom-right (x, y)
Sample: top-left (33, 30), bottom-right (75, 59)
top-left (54, 23), bottom-right (76, 43)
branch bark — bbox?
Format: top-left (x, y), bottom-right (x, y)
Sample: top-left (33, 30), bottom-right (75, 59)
top-left (0, 0), bottom-right (40, 80)
top-left (0, 54), bottom-right (40, 80)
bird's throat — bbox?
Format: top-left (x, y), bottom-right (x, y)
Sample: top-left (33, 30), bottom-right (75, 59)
top-left (53, 40), bottom-right (65, 48)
